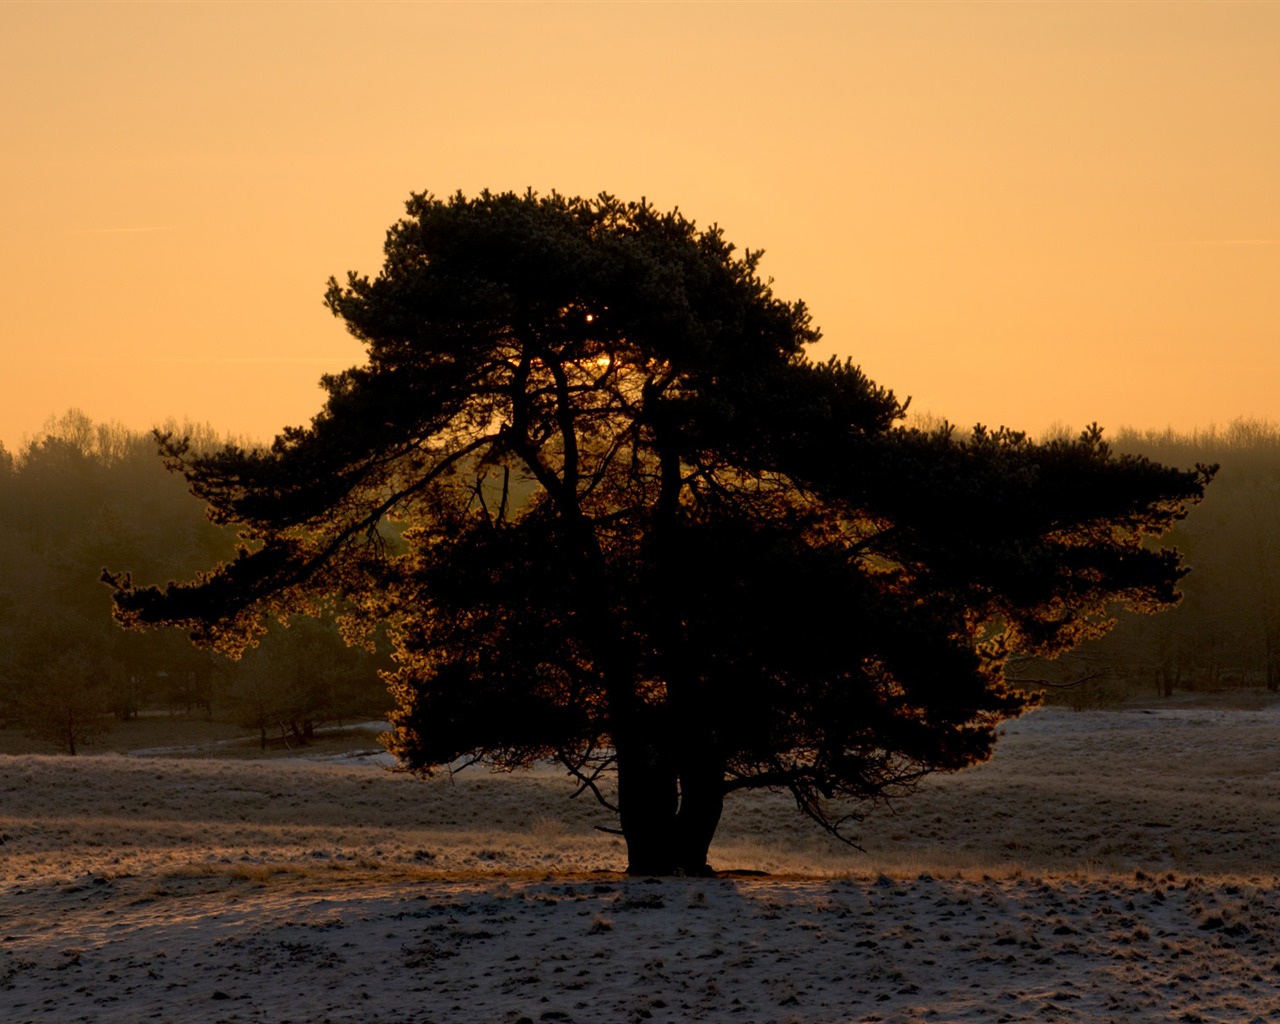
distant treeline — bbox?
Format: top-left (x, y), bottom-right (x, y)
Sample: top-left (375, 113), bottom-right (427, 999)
top-left (1009, 419), bottom-right (1280, 705)
top-left (0, 411), bottom-right (392, 753)
top-left (3, 411), bottom-right (1279, 750)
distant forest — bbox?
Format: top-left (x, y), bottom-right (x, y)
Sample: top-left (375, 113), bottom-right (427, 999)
top-left (0, 411), bottom-right (392, 753)
top-left (1, 411), bottom-right (1278, 752)
top-left (1009, 420), bottom-right (1280, 706)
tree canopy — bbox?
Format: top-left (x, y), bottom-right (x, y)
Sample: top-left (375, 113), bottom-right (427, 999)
top-left (109, 190), bottom-right (1212, 874)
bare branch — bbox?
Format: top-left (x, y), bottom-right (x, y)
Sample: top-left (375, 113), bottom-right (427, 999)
top-left (557, 749), bottom-right (619, 813)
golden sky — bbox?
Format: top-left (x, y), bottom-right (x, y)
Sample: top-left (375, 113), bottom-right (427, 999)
top-left (2, 2), bottom-right (1277, 451)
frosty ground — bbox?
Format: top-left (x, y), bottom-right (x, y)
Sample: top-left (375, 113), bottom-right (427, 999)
top-left (3, 697), bottom-right (1280, 1023)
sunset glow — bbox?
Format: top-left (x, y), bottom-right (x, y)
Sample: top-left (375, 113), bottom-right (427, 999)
top-left (2, 2), bottom-right (1277, 449)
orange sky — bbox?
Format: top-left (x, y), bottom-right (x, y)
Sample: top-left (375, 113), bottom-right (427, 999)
top-left (2, 2), bottom-right (1277, 451)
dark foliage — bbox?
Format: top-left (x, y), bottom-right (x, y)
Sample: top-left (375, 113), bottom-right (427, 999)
top-left (109, 191), bottom-right (1211, 873)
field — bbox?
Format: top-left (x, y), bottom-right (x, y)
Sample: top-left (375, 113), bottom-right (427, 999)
top-left (4, 696), bottom-right (1280, 1023)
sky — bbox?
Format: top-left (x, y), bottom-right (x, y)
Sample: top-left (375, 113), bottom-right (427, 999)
top-left (2, 1), bottom-right (1278, 451)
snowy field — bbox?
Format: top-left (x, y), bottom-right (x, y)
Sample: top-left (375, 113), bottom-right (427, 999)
top-left (4, 699), bottom-right (1280, 1022)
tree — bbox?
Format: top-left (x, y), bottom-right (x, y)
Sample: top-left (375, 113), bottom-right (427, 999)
top-left (2, 608), bottom-right (119, 754)
top-left (107, 190), bottom-right (1213, 875)
top-left (224, 612), bottom-right (391, 749)
top-left (0, 413), bottom-right (238, 735)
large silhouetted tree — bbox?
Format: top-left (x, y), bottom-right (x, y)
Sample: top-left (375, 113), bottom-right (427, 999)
top-left (107, 190), bottom-right (1212, 874)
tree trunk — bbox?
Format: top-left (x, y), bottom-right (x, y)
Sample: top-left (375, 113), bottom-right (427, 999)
top-left (672, 750), bottom-right (725, 876)
top-left (616, 739), bottom-right (678, 875)
top-left (615, 736), bottom-right (725, 876)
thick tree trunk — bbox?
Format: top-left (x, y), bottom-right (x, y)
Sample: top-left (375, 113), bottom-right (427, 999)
top-left (616, 739), bottom-right (678, 874)
top-left (671, 750), bottom-right (725, 876)
top-left (616, 736), bottom-right (725, 876)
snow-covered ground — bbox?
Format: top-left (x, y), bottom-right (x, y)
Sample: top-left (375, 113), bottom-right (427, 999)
top-left (4, 702), bottom-right (1280, 1022)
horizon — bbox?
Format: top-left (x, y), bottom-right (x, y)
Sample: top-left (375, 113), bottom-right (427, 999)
top-left (8, 398), bottom-right (1280, 457)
